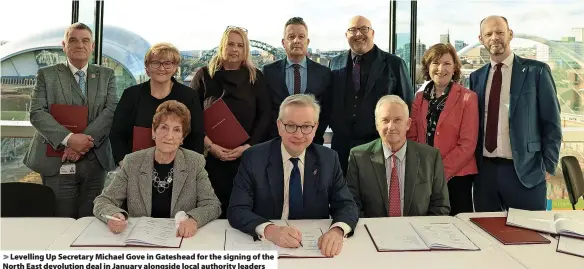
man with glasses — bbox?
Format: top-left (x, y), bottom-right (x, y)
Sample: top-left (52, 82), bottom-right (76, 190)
top-left (228, 94), bottom-right (358, 258)
top-left (24, 22), bottom-right (118, 218)
top-left (263, 17), bottom-right (332, 144)
top-left (329, 15), bottom-right (414, 175)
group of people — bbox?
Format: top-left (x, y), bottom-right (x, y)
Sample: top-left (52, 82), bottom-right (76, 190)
top-left (24, 14), bottom-right (561, 257)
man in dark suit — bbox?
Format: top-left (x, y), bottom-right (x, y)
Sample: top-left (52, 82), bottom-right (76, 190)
top-left (263, 17), bottom-right (332, 144)
top-left (329, 15), bottom-right (414, 175)
top-left (469, 16), bottom-right (562, 211)
top-left (347, 95), bottom-right (450, 218)
top-left (228, 94), bottom-right (358, 257)
top-left (23, 23), bottom-right (118, 218)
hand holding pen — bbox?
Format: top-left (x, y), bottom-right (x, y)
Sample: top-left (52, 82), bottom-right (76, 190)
top-left (104, 213), bottom-right (127, 234)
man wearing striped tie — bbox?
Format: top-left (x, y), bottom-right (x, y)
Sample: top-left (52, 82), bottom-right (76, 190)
top-left (24, 23), bottom-right (118, 218)
top-left (346, 95), bottom-right (450, 218)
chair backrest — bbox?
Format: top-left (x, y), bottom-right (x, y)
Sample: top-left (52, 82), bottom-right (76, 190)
top-left (1, 182), bottom-right (55, 217)
top-left (560, 156), bottom-right (584, 207)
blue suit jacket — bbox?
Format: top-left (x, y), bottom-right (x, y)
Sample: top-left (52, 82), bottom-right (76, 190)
top-left (227, 138), bottom-right (359, 236)
top-left (468, 55), bottom-right (562, 188)
top-left (262, 58), bottom-right (332, 144)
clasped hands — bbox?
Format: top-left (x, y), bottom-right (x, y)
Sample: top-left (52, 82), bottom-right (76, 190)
top-left (209, 144), bottom-right (250, 161)
top-left (61, 134), bottom-right (94, 162)
top-left (106, 213), bottom-right (199, 238)
top-left (264, 224), bottom-right (345, 257)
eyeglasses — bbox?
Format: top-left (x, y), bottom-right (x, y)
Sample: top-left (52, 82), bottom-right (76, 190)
top-left (347, 26), bottom-right (372, 34)
top-left (149, 60), bottom-right (175, 69)
top-left (226, 26), bottom-right (248, 33)
top-left (281, 120), bottom-right (315, 135)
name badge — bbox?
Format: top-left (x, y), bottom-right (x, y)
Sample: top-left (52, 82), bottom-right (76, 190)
top-left (60, 163), bottom-right (76, 175)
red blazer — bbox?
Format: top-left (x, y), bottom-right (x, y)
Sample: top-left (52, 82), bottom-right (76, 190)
top-left (407, 82), bottom-right (479, 180)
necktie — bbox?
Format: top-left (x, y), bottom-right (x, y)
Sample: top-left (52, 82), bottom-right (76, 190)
top-left (293, 64), bottom-right (301, 95)
top-left (76, 70), bottom-right (86, 96)
top-left (353, 55), bottom-right (361, 92)
top-left (388, 154), bottom-right (401, 217)
top-left (288, 157), bottom-right (303, 219)
top-left (485, 63), bottom-right (503, 153)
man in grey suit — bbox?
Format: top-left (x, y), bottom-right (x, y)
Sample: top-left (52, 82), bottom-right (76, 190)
top-left (347, 95), bottom-right (450, 218)
top-left (24, 22), bottom-right (118, 218)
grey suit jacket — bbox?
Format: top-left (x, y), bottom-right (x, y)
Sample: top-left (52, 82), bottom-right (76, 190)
top-left (347, 139), bottom-right (450, 217)
top-left (23, 63), bottom-right (118, 175)
top-left (93, 147), bottom-right (221, 227)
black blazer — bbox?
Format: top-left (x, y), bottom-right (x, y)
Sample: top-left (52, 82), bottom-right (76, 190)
top-left (262, 58), bottom-right (332, 144)
top-left (329, 46), bottom-right (414, 139)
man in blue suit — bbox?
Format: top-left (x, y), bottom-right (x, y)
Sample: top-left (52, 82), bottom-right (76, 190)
top-left (469, 16), bottom-right (562, 211)
top-left (228, 94), bottom-right (359, 257)
top-left (329, 15), bottom-right (414, 175)
top-left (263, 17), bottom-right (332, 144)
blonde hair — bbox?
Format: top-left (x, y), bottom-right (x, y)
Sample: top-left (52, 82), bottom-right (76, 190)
top-left (144, 42), bottom-right (181, 66)
top-left (278, 94), bottom-right (321, 123)
top-left (374, 95), bottom-right (409, 121)
top-left (208, 28), bottom-right (257, 83)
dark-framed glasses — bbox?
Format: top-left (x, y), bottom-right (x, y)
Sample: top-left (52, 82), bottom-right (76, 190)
top-left (281, 120), bottom-right (315, 135)
top-left (347, 26), bottom-right (371, 34)
top-left (149, 60), bottom-right (175, 69)
top-left (226, 25), bottom-right (248, 33)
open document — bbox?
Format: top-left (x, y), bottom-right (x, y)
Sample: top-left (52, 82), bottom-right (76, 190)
top-left (365, 221), bottom-right (480, 251)
top-left (71, 217), bottom-right (182, 248)
top-left (506, 208), bottom-right (584, 238)
top-left (556, 236), bottom-right (584, 258)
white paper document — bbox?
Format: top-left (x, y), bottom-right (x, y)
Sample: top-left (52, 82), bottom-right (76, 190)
top-left (556, 236), bottom-right (584, 258)
top-left (71, 217), bottom-right (182, 248)
top-left (506, 208), bottom-right (584, 238)
top-left (224, 227), bottom-right (325, 258)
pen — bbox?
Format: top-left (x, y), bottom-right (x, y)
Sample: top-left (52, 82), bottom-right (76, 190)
top-left (284, 220), bottom-right (303, 247)
top-left (102, 214), bottom-right (123, 221)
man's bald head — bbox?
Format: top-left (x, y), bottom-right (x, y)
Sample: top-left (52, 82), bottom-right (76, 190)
top-left (480, 15), bottom-right (509, 34)
top-left (348, 15), bottom-right (372, 29)
top-left (346, 15), bottom-right (375, 54)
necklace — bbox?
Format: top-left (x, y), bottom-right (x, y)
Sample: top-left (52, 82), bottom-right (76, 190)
top-left (152, 167), bottom-right (174, 193)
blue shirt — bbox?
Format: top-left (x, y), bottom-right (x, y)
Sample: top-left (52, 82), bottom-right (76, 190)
top-left (285, 56), bottom-right (307, 95)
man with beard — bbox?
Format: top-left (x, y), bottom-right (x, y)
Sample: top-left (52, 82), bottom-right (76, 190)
top-left (329, 15), bottom-right (413, 175)
top-left (469, 16), bottom-right (561, 211)
top-left (263, 17), bottom-right (332, 145)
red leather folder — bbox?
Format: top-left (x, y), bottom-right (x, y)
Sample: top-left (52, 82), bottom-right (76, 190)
top-left (470, 217), bottom-right (551, 245)
top-left (46, 104), bottom-right (88, 157)
top-left (132, 126), bottom-right (155, 152)
top-left (204, 99), bottom-right (249, 149)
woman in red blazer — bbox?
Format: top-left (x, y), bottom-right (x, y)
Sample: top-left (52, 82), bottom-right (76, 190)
top-left (407, 43), bottom-right (479, 216)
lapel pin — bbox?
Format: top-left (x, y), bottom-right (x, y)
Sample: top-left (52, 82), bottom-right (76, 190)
top-left (313, 169), bottom-right (318, 175)
top-left (90, 74), bottom-right (96, 79)
top-left (522, 68), bottom-right (526, 72)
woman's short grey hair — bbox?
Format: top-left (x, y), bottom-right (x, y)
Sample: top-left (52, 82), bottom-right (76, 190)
top-left (278, 94), bottom-right (321, 123)
top-left (374, 95), bottom-right (409, 121)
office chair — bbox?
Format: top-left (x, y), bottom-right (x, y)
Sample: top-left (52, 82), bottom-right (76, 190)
top-left (560, 156), bottom-right (584, 210)
top-left (1, 182), bottom-right (56, 217)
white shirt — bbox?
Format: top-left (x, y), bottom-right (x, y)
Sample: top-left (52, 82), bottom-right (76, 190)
top-left (483, 52), bottom-right (514, 159)
top-left (61, 60), bottom-right (89, 146)
top-left (382, 141), bottom-right (407, 215)
top-left (255, 143), bottom-right (352, 240)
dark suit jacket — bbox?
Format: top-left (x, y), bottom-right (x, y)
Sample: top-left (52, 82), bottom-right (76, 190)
top-left (346, 139), bottom-right (450, 217)
top-left (329, 46), bottom-right (414, 139)
top-left (262, 58), bottom-right (332, 144)
top-left (469, 55), bottom-right (562, 188)
top-left (227, 138), bottom-right (359, 236)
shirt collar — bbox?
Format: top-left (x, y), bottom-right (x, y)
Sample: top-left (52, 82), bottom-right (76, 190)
top-left (382, 140), bottom-right (407, 162)
top-left (286, 56), bottom-right (307, 69)
top-left (281, 142), bottom-right (306, 165)
top-left (351, 45), bottom-right (376, 62)
top-left (490, 52), bottom-right (514, 69)
top-left (67, 59), bottom-right (89, 76)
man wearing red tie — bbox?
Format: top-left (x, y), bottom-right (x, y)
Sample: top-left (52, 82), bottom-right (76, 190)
top-left (346, 95), bottom-right (450, 217)
top-left (469, 16), bottom-right (561, 211)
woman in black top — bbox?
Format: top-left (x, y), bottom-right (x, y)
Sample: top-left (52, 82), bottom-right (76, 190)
top-left (110, 42), bottom-right (204, 166)
top-left (190, 26), bottom-right (272, 218)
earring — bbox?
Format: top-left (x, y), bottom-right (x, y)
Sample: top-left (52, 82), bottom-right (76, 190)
top-left (152, 136), bottom-right (156, 140)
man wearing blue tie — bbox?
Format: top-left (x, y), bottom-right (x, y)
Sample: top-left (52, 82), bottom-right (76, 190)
top-left (469, 16), bottom-right (562, 211)
top-left (228, 94), bottom-right (359, 257)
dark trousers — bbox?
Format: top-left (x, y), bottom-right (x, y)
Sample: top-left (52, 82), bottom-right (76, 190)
top-left (474, 157), bottom-right (547, 212)
top-left (447, 175), bottom-right (475, 216)
top-left (206, 155), bottom-right (241, 219)
top-left (41, 151), bottom-right (106, 218)
top-left (331, 135), bottom-right (377, 175)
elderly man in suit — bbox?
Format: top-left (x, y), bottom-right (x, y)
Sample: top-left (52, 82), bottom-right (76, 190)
top-left (347, 95), bottom-right (450, 218)
top-left (23, 22), bottom-right (118, 218)
top-left (329, 15), bottom-right (414, 175)
top-left (469, 16), bottom-right (562, 211)
top-left (228, 94), bottom-right (358, 257)
top-left (263, 17), bottom-right (332, 144)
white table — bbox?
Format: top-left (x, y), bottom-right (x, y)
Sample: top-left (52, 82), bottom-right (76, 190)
top-left (49, 216), bottom-right (526, 269)
top-left (456, 212), bottom-right (584, 268)
top-left (1, 217), bottom-right (76, 250)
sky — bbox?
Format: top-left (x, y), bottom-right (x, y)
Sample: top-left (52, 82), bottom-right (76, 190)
top-left (0, 0), bottom-right (583, 51)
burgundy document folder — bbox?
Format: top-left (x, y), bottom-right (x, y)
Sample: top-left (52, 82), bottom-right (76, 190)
top-left (46, 104), bottom-right (88, 157)
top-left (204, 99), bottom-right (249, 149)
top-left (470, 217), bottom-right (551, 245)
top-left (132, 126), bottom-right (155, 152)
